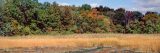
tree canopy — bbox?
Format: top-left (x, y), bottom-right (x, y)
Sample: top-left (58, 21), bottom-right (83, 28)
top-left (0, 0), bottom-right (160, 36)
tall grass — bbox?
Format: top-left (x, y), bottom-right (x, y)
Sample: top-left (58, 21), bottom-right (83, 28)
top-left (0, 34), bottom-right (160, 52)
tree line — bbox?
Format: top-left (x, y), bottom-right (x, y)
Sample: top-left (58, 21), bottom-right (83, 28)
top-left (0, 0), bottom-right (160, 36)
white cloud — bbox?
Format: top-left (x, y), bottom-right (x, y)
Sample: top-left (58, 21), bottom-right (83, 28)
top-left (59, 3), bottom-right (70, 6)
top-left (90, 3), bottom-right (99, 7)
top-left (132, 0), bottom-right (160, 13)
top-left (127, 7), bottom-right (160, 14)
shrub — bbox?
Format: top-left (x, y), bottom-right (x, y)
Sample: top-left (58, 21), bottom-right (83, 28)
top-left (155, 21), bottom-right (160, 33)
top-left (126, 20), bottom-right (142, 34)
top-left (0, 22), bottom-right (13, 36)
top-left (21, 26), bottom-right (31, 35)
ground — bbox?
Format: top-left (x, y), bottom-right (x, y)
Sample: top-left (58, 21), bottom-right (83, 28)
top-left (0, 34), bottom-right (160, 53)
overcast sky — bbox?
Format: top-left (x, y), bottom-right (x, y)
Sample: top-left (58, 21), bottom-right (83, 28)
top-left (38, 0), bottom-right (160, 13)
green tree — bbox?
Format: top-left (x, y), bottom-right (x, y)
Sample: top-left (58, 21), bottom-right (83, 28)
top-left (0, 0), bottom-right (4, 21)
top-left (126, 20), bottom-right (142, 33)
top-left (0, 0), bottom-right (4, 12)
top-left (34, 2), bottom-right (63, 33)
top-left (142, 13), bottom-right (160, 33)
top-left (1, 0), bottom-right (41, 35)
top-left (80, 4), bottom-right (91, 11)
top-left (112, 8), bottom-right (126, 25)
top-left (46, 2), bottom-right (61, 32)
top-left (60, 6), bottom-right (75, 32)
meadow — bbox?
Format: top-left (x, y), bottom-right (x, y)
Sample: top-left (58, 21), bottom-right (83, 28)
top-left (0, 34), bottom-right (160, 53)
top-left (1, 0), bottom-right (160, 53)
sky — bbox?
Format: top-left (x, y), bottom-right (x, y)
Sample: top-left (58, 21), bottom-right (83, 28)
top-left (38, 0), bottom-right (160, 13)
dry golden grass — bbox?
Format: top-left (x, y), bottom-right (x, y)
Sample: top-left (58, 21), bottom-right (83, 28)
top-left (0, 34), bottom-right (160, 52)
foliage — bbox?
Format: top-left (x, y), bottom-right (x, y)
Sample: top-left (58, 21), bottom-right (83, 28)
top-left (142, 13), bottom-right (160, 33)
top-left (80, 4), bottom-right (91, 11)
top-left (0, 1), bottom-right (160, 36)
top-left (126, 20), bottom-right (142, 33)
top-left (0, 22), bottom-right (13, 36)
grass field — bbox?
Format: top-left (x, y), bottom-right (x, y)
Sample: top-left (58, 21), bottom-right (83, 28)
top-left (0, 34), bottom-right (160, 53)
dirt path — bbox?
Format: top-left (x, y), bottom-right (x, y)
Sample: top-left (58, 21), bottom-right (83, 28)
top-left (0, 46), bottom-right (142, 53)
top-left (67, 47), bottom-right (104, 53)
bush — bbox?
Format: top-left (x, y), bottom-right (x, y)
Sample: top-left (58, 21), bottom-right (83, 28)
top-left (126, 20), bottom-right (142, 34)
top-left (30, 23), bottom-right (43, 34)
top-left (143, 21), bottom-right (155, 33)
top-left (155, 21), bottom-right (160, 33)
top-left (0, 22), bottom-right (13, 36)
top-left (21, 26), bottom-right (31, 35)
